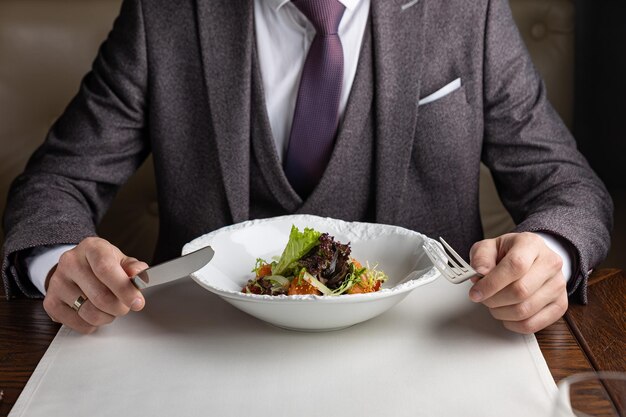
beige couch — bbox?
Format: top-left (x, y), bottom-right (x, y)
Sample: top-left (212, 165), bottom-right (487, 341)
top-left (1, 0), bottom-right (616, 268)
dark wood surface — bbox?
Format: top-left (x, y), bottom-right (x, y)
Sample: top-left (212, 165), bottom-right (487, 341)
top-left (565, 269), bottom-right (625, 415)
top-left (0, 270), bottom-right (623, 417)
top-left (0, 296), bottom-right (60, 417)
top-left (566, 269), bottom-right (625, 374)
top-left (536, 268), bottom-right (625, 417)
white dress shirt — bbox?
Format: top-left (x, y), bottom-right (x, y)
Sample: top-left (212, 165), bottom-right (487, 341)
top-left (24, 0), bottom-right (573, 294)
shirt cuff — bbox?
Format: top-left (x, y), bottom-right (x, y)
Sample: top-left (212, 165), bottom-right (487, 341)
top-left (533, 232), bottom-right (573, 282)
top-left (23, 244), bottom-right (76, 295)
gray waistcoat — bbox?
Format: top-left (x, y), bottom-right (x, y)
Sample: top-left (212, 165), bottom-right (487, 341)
top-left (249, 23), bottom-right (375, 222)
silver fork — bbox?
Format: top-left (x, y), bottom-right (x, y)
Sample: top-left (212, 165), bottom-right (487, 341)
top-left (422, 237), bottom-right (484, 284)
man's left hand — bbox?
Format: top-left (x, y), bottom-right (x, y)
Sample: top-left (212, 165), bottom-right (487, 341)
top-left (468, 232), bottom-right (568, 334)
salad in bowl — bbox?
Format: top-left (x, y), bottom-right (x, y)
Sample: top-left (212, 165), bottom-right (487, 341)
top-left (242, 226), bottom-right (388, 296)
top-left (183, 214), bottom-right (440, 331)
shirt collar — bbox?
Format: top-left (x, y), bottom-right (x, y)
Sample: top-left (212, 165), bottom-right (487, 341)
top-left (267, 0), bottom-right (359, 12)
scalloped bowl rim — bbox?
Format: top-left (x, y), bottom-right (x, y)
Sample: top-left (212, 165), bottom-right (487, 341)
top-left (183, 214), bottom-right (440, 304)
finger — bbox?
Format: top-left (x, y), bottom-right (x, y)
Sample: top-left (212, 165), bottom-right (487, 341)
top-left (56, 250), bottom-right (130, 317)
top-left (502, 290), bottom-right (569, 334)
top-left (478, 235), bottom-right (564, 307)
top-left (488, 273), bottom-right (567, 321)
top-left (82, 239), bottom-right (145, 311)
top-left (43, 295), bottom-right (97, 334)
top-left (51, 278), bottom-right (117, 326)
top-left (469, 239), bottom-right (498, 276)
top-left (77, 299), bottom-right (116, 327)
top-left (469, 242), bottom-right (540, 303)
top-left (481, 256), bottom-right (562, 309)
top-left (75, 277), bottom-right (130, 317)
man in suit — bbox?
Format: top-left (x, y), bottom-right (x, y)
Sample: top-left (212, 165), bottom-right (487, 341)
top-left (1, 0), bottom-right (612, 335)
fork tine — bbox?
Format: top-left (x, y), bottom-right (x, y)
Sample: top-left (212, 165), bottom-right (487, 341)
top-left (424, 238), bottom-right (482, 284)
top-left (429, 239), bottom-right (465, 273)
top-left (439, 237), bottom-right (471, 271)
top-left (422, 241), bottom-right (448, 276)
top-left (422, 240), bottom-right (461, 280)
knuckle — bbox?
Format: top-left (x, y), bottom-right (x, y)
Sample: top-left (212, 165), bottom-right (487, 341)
top-left (46, 274), bottom-right (61, 292)
top-left (80, 237), bottom-right (98, 252)
top-left (470, 240), bottom-right (487, 256)
top-left (487, 307), bottom-right (500, 320)
top-left (481, 298), bottom-right (497, 309)
top-left (57, 250), bottom-right (76, 269)
top-left (480, 279), bottom-right (499, 297)
top-left (42, 296), bottom-right (58, 316)
top-left (520, 232), bottom-right (540, 245)
top-left (90, 254), bottom-right (117, 280)
top-left (556, 295), bottom-right (569, 314)
top-left (90, 289), bottom-right (117, 310)
top-left (506, 253), bottom-right (530, 276)
top-left (511, 280), bottom-right (531, 300)
top-left (516, 319), bottom-right (538, 335)
top-left (513, 302), bottom-right (532, 320)
top-left (549, 253), bottom-right (564, 272)
top-left (82, 236), bottom-right (102, 248)
top-left (554, 276), bottom-right (567, 293)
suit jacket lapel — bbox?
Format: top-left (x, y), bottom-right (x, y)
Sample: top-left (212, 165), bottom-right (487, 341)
top-left (195, 0), bottom-right (253, 223)
top-left (371, 0), bottom-right (426, 225)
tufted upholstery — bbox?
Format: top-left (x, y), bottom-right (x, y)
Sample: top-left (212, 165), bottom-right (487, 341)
top-left (0, 0), bottom-right (576, 263)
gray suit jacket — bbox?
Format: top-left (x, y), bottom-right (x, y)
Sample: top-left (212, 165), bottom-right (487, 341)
top-left (2, 0), bottom-right (612, 302)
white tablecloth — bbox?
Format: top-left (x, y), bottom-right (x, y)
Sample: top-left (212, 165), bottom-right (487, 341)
top-left (10, 277), bottom-right (557, 417)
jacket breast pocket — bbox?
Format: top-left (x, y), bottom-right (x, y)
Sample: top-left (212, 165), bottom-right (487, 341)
top-left (418, 78), bottom-right (462, 106)
top-left (412, 83), bottom-right (479, 172)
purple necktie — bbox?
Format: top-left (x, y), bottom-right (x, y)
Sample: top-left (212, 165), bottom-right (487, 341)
top-left (284, 0), bottom-right (346, 197)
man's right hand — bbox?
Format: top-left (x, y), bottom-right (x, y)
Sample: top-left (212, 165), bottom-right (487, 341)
top-left (42, 237), bottom-right (148, 334)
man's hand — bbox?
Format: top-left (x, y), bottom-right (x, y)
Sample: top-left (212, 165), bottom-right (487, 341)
top-left (42, 237), bottom-right (148, 334)
top-left (468, 232), bottom-right (568, 334)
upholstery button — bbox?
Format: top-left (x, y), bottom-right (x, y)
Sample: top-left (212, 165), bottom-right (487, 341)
top-left (148, 201), bottom-right (159, 216)
top-left (531, 23), bottom-right (547, 40)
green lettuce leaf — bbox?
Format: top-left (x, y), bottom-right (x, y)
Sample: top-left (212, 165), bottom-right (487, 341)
top-left (272, 225), bottom-right (321, 276)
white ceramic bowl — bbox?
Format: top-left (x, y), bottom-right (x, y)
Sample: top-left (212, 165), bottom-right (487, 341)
top-left (182, 214), bottom-right (440, 331)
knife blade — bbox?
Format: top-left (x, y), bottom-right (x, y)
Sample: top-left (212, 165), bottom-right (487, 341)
top-left (130, 245), bottom-right (215, 290)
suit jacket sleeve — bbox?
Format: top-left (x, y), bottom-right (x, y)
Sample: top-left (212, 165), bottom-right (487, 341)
top-left (1, 0), bottom-right (149, 298)
top-left (480, 0), bottom-right (613, 303)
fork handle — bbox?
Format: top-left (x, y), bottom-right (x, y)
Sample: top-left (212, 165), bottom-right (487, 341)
top-left (444, 271), bottom-right (484, 284)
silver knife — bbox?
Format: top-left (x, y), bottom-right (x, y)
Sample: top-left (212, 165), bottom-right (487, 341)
top-left (130, 245), bottom-right (215, 290)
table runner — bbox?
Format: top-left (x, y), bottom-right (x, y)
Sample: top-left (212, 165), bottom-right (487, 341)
top-left (10, 277), bottom-right (557, 417)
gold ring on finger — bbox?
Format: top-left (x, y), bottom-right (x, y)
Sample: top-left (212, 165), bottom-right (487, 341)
top-left (71, 295), bottom-right (88, 312)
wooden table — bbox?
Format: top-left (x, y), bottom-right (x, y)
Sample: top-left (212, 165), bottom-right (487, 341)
top-left (0, 269), bottom-right (624, 416)
top-left (537, 269), bottom-right (625, 416)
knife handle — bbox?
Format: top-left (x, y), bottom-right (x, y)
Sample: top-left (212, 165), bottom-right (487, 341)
top-left (130, 274), bottom-right (149, 290)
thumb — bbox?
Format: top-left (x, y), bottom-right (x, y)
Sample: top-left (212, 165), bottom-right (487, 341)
top-left (469, 238), bottom-right (498, 277)
top-left (121, 257), bottom-right (148, 311)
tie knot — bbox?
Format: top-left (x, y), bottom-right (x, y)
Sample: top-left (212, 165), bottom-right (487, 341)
top-left (293, 0), bottom-right (346, 35)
